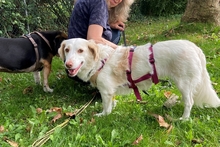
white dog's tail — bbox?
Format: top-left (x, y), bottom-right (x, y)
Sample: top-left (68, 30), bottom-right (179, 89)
top-left (193, 49), bottom-right (220, 108)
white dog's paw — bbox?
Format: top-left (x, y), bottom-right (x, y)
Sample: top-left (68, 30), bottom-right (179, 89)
top-left (95, 112), bottom-right (105, 117)
top-left (43, 86), bottom-right (53, 93)
top-left (179, 117), bottom-right (190, 121)
top-left (112, 99), bottom-right (118, 109)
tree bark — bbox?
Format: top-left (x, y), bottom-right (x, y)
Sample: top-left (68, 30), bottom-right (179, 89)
top-left (181, 0), bottom-right (220, 25)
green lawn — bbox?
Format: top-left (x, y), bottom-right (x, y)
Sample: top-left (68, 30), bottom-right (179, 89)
top-left (0, 15), bottom-right (220, 147)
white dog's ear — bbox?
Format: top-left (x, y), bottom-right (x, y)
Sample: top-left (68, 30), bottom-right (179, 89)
top-left (58, 41), bottom-right (66, 61)
top-left (88, 40), bottom-right (99, 61)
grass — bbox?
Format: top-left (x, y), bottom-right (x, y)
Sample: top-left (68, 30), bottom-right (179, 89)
top-left (0, 15), bottom-right (220, 147)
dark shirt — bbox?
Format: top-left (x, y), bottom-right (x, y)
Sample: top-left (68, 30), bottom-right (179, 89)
top-left (68, 0), bottom-right (112, 41)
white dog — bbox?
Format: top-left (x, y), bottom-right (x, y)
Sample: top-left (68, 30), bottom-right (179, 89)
top-left (58, 38), bottom-right (220, 119)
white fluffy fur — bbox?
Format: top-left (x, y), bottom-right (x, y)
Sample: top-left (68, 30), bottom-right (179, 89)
top-left (58, 38), bottom-right (220, 119)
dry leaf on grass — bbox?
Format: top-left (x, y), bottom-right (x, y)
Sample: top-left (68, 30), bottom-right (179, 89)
top-left (149, 113), bottom-right (173, 133)
top-left (132, 134), bottom-right (143, 145)
top-left (164, 91), bottom-right (172, 98)
top-left (51, 113), bottom-right (62, 123)
top-left (65, 112), bottom-right (75, 117)
top-left (149, 113), bottom-right (169, 128)
top-left (49, 107), bottom-right (62, 113)
top-left (36, 108), bottom-right (43, 114)
top-left (3, 137), bottom-right (18, 147)
top-left (88, 118), bottom-right (95, 124)
top-left (46, 107), bottom-right (63, 123)
top-left (0, 125), bottom-right (4, 133)
top-left (163, 91), bottom-right (179, 108)
top-left (23, 86), bottom-right (33, 94)
top-left (192, 138), bottom-right (203, 144)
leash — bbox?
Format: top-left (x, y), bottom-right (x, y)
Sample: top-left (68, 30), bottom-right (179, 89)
top-left (31, 93), bottom-right (97, 147)
top-left (122, 31), bottom-right (127, 46)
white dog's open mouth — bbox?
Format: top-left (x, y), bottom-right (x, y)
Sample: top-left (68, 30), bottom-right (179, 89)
top-left (68, 62), bottom-right (83, 77)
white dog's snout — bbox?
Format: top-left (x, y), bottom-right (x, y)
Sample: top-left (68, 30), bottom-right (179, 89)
top-left (65, 60), bottom-right (73, 68)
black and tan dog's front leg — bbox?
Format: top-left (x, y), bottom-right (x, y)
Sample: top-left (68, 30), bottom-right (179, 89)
top-left (42, 60), bottom-right (53, 92)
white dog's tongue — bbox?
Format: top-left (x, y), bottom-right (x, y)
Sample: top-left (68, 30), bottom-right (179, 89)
top-left (68, 69), bottom-right (78, 76)
top-left (68, 63), bottom-right (82, 76)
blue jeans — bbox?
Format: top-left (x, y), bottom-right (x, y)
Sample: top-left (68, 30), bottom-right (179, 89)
top-left (111, 28), bottom-right (121, 45)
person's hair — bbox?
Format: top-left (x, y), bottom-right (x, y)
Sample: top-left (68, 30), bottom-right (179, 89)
top-left (108, 0), bottom-right (134, 24)
top-left (74, 0), bottom-right (134, 23)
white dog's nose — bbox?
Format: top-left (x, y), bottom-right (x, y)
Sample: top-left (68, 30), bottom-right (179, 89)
top-left (65, 61), bottom-right (73, 68)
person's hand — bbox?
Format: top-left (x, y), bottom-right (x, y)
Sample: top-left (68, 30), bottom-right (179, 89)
top-left (110, 21), bottom-right (125, 31)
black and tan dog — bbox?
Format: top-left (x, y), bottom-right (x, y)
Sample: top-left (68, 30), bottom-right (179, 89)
top-left (0, 31), bottom-right (67, 92)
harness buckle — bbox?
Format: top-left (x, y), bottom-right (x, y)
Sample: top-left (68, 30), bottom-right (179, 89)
top-left (126, 70), bottom-right (131, 74)
top-left (149, 58), bottom-right (155, 64)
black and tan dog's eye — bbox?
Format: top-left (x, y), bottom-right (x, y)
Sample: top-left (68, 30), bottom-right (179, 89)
top-left (78, 49), bottom-right (83, 53)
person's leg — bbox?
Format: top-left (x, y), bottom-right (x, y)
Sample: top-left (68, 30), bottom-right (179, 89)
top-left (111, 28), bottom-right (121, 44)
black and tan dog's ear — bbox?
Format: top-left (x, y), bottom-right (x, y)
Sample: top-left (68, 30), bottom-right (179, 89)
top-left (58, 41), bottom-right (66, 61)
top-left (88, 40), bottom-right (99, 61)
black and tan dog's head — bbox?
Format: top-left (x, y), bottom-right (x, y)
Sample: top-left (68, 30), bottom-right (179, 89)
top-left (39, 31), bottom-right (67, 56)
top-left (58, 38), bottom-right (99, 77)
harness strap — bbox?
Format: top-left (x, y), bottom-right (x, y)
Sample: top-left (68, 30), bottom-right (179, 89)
top-left (126, 45), bottom-right (159, 101)
top-left (90, 59), bottom-right (107, 86)
top-left (126, 47), bottom-right (142, 101)
top-left (23, 34), bottom-right (39, 71)
top-left (33, 31), bottom-right (52, 51)
top-left (149, 45), bottom-right (159, 84)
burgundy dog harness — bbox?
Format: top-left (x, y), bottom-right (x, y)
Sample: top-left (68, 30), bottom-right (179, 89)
top-left (90, 45), bottom-right (159, 101)
top-left (126, 45), bottom-right (159, 101)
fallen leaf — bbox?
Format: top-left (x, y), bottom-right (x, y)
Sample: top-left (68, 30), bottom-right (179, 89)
top-left (0, 125), bottom-right (4, 133)
top-left (149, 113), bottom-right (170, 128)
top-left (158, 115), bottom-right (170, 128)
top-left (51, 113), bottom-right (62, 123)
top-left (163, 94), bottom-right (179, 108)
top-left (164, 91), bottom-right (172, 98)
top-left (4, 137), bottom-right (18, 147)
top-left (192, 138), bottom-right (203, 144)
top-left (65, 112), bottom-right (75, 117)
top-left (132, 134), bottom-right (143, 145)
top-left (89, 118), bottom-right (95, 124)
top-left (65, 108), bottom-right (79, 117)
top-left (36, 108), bottom-right (43, 114)
top-left (50, 107), bottom-right (62, 113)
top-left (23, 86), bottom-right (33, 94)
top-left (47, 107), bottom-right (63, 123)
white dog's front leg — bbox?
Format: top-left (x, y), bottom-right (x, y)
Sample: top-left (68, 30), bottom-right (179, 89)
top-left (33, 71), bottom-right (41, 84)
top-left (95, 92), bottom-right (114, 117)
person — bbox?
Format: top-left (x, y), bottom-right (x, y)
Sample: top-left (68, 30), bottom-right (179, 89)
top-left (68, 0), bottom-right (134, 49)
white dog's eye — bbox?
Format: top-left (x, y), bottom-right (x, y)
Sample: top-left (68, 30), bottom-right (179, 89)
top-left (65, 48), bottom-right (70, 53)
top-left (78, 49), bottom-right (83, 53)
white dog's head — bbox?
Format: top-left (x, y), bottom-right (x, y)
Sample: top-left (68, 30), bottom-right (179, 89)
top-left (58, 38), bottom-right (99, 77)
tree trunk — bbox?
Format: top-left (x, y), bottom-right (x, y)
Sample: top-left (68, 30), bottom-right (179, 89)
top-left (181, 0), bottom-right (220, 25)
